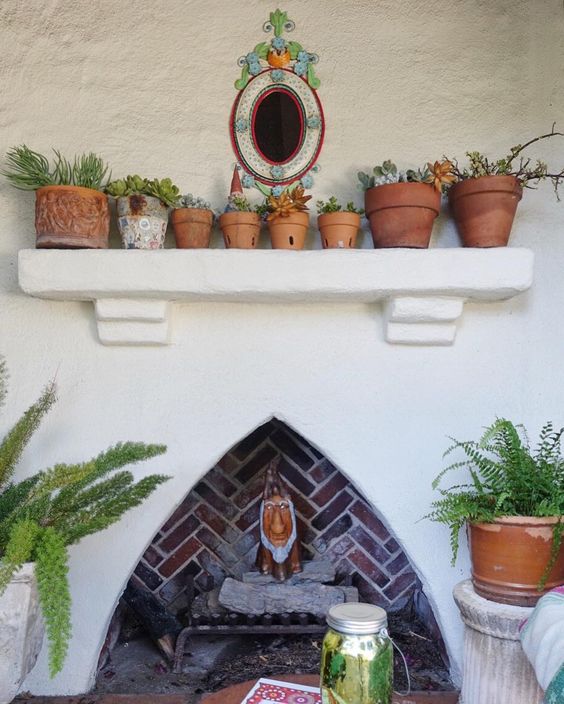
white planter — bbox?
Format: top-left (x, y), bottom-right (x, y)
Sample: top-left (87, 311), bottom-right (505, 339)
top-left (0, 563), bottom-right (44, 704)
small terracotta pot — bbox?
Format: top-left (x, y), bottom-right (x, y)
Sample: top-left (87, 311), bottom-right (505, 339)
top-left (116, 195), bottom-right (168, 250)
top-left (448, 175), bottom-right (523, 247)
top-left (317, 212), bottom-right (360, 249)
top-left (268, 212), bottom-right (309, 250)
top-left (364, 182), bottom-right (440, 248)
top-left (469, 516), bottom-right (564, 606)
top-left (219, 211), bottom-right (261, 249)
top-left (35, 185), bottom-right (109, 249)
top-left (172, 208), bottom-right (213, 248)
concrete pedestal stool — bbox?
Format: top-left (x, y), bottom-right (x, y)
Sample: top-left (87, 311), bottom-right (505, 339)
top-left (453, 580), bottom-right (543, 704)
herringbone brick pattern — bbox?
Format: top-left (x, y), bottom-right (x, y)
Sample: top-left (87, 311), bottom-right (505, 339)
top-left (131, 420), bottom-right (419, 612)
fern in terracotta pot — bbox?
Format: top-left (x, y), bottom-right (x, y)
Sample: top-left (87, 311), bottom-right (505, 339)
top-left (358, 159), bottom-right (454, 248)
top-left (266, 184), bottom-right (311, 250)
top-left (316, 197), bottom-right (364, 249)
top-left (446, 127), bottom-right (564, 247)
top-left (427, 418), bottom-right (564, 606)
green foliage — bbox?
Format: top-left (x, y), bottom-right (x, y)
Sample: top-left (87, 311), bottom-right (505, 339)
top-left (426, 419), bottom-right (564, 587)
top-left (0, 360), bottom-right (168, 675)
top-left (3, 145), bottom-right (110, 191)
top-left (270, 9), bottom-right (288, 37)
top-left (448, 127), bottom-right (564, 197)
top-left (106, 175), bottom-right (180, 208)
top-left (316, 197), bottom-right (364, 215)
top-left (177, 194), bottom-right (212, 210)
top-left (230, 195), bottom-right (253, 212)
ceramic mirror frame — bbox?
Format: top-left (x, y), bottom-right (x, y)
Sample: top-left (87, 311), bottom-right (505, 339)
top-left (229, 9), bottom-right (324, 195)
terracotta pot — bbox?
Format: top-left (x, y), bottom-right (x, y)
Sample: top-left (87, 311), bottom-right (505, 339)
top-left (448, 175), bottom-right (523, 247)
top-left (219, 211), bottom-right (261, 249)
top-left (268, 212), bottom-right (309, 250)
top-left (469, 516), bottom-right (564, 606)
top-left (116, 195), bottom-right (168, 249)
top-left (317, 212), bottom-right (360, 249)
top-left (172, 208), bottom-right (213, 248)
top-left (364, 182), bottom-right (440, 248)
top-left (34, 185), bottom-right (109, 249)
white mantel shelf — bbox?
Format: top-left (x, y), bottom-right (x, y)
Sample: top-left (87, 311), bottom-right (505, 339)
top-left (18, 248), bottom-right (534, 347)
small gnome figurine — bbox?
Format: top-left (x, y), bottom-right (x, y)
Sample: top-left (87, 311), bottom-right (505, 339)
top-left (256, 457), bottom-right (302, 581)
top-left (224, 166), bottom-right (244, 212)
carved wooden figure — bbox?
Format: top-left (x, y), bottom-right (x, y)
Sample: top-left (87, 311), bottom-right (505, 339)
top-left (256, 457), bottom-right (302, 581)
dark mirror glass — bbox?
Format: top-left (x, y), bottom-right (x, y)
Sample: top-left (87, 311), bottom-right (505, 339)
top-left (253, 90), bottom-right (303, 164)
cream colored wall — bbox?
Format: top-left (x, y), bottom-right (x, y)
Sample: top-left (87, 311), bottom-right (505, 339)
top-left (0, 0), bottom-right (563, 695)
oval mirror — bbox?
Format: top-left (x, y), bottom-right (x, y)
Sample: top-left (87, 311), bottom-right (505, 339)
top-left (252, 89), bottom-right (304, 164)
top-left (230, 10), bottom-right (324, 191)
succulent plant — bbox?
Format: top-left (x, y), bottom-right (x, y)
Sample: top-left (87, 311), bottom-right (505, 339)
top-left (105, 175), bottom-right (180, 208)
top-left (358, 159), bottom-right (455, 193)
top-left (267, 185), bottom-right (311, 220)
top-left (3, 145), bottom-right (110, 191)
top-left (177, 193), bottom-right (211, 210)
top-left (316, 197), bottom-right (364, 215)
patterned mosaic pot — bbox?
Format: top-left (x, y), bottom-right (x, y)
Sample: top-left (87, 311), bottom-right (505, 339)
top-left (117, 195), bottom-right (169, 250)
top-left (35, 185), bottom-right (109, 249)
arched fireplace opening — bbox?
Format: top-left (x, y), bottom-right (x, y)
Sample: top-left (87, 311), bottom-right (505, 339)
top-left (97, 419), bottom-right (452, 694)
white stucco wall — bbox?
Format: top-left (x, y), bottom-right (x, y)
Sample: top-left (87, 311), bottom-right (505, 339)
top-left (0, 0), bottom-right (563, 694)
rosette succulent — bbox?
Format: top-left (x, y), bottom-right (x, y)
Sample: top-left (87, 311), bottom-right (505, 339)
top-left (267, 184), bottom-right (311, 220)
top-left (106, 175), bottom-right (180, 208)
top-left (358, 160), bottom-right (454, 193)
top-left (177, 194), bottom-right (211, 210)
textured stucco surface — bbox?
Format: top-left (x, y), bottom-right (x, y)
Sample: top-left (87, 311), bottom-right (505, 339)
top-left (0, 0), bottom-right (563, 695)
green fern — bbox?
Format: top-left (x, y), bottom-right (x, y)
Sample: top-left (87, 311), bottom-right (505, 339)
top-left (0, 359), bottom-right (168, 675)
top-left (427, 418), bottom-right (564, 587)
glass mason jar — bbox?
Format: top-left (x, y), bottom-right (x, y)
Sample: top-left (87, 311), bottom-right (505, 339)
top-left (320, 603), bottom-right (393, 704)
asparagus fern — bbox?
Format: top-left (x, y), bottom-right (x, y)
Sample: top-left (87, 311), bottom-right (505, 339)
top-left (0, 360), bottom-right (168, 676)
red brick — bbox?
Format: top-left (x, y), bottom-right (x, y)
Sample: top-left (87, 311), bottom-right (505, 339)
top-left (309, 459), bottom-right (337, 483)
top-left (235, 444), bottom-right (278, 484)
top-left (270, 429), bottom-right (316, 470)
top-left (141, 545), bottom-right (164, 568)
top-left (231, 422), bottom-right (275, 460)
top-left (289, 491), bottom-right (317, 520)
top-left (385, 536), bottom-right (400, 553)
top-left (159, 537), bottom-right (202, 578)
top-left (159, 560), bottom-right (201, 603)
top-left (161, 494), bottom-right (198, 533)
top-left (383, 570), bottom-right (417, 601)
top-left (312, 514), bottom-right (352, 553)
top-left (206, 466), bottom-right (238, 497)
top-left (353, 572), bottom-right (392, 608)
top-left (194, 503), bottom-right (240, 543)
top-left (348, 548), bottom-right (390, 588)
top-left (311, 473), bottom-right (349, 507)
top-left (196, 527), bottom-right (239, 566)
top-left (349, 524), bottom-right (390, 563)
top-left (158, 514), bottom-right (199, 553)
top-left (134, 562), bottom-right (163, 591)
top-left (236, 498), bottom-right (260, 530)
top-left (194, 480), bottom-right (237, 519)
top-left (279, 457), bottom-right (316, 496)
top-left (386, 552), bottom-right (409, 575)
top-left (232, 474), bottom-right (264, 509)
top-left (325, 535), bottom-right (355, 560)
top-left (312, 490), bottom-right (354, 530)
top-left (350, 500), bottom-right (391, 541)
top-left (217, 453), bottom-right (239, 474)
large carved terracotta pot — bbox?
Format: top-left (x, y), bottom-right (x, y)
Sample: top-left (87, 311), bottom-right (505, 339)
top-left (268, 212), bottom-right (309, 250)
top-left (317, 212), bottom-right (360, 249)
top-left (172, 208), bottom-right (213, 248)
top-left (468, 517), bottom-right (564, 606)
top-left (219, 212), bottom-right (261, 249)
top-left (35, 185), bottom-right (109, 248)
top-left (117, 195), bottom-right (169, 250)
top-left (364, 182), bottom-right (440, 248)
top-left (0, 563), bottom-right (44, 704)
top-left (448, 175), bottom-right (523, 247)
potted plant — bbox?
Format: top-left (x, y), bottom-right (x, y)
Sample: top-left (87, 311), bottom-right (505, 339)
top-left (427, 418), bottom-right (564, 606)
top-left (218, 168), bottom-right (265, 249)
top-left (171, 194), bottom-right (214, 249)
top-left (3, 145), bottom-right (111, 249)
top-left (446, 128), bottom-right (564, 247)
top-left (105, 175), bottom-right (180, 249)
top-left (0, 357), bottom-right (168, 698)
top-left (316, 197), bottom-right (364, 249)
top-left (266, 184), bottom-right (311, 250)
top-left (358, 159), bottom-right (454, 248)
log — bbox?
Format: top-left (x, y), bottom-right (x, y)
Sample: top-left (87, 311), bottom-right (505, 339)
top-left (122, 582), bottom-right (182, 660)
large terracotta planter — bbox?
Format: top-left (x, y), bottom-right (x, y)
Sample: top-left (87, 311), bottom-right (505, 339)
top-left (448, 175), bottom-right (523, 247)
top-left (0, 563), bottom-right (44, 704)
top-left (219, 212), bottom-right (261, 249)
top-left (268, 212), bottom-right (309, 250)
top-left (116, 195), bottom-right (169, 249)
top-left (317, 212), bottom-right (360, 249)
top-left (469, 517), bottom-right (564, 606)
top-left (35, 185), bottom-right (109, 249)
top-left (172, 208), bottom-right (213, 248)
top-left (364, 182), bottom-right (440, 248)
